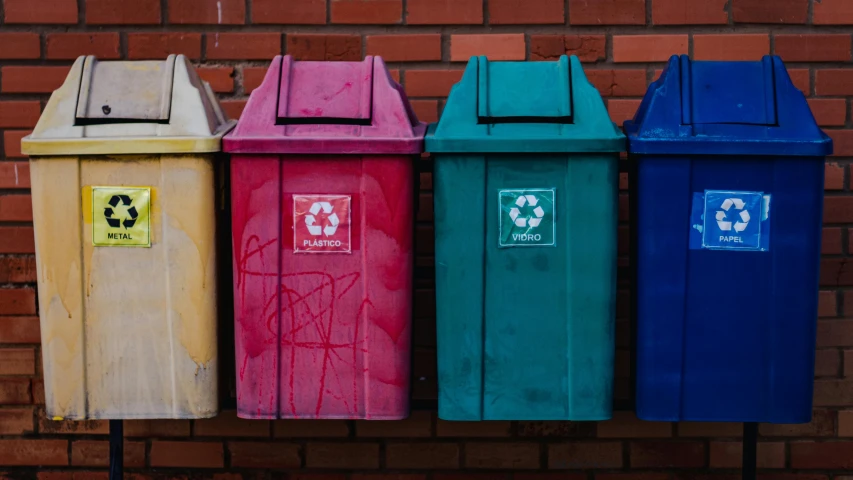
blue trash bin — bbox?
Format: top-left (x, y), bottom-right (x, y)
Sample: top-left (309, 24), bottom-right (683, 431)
top-left (626, 55), bottom-right (833, 423)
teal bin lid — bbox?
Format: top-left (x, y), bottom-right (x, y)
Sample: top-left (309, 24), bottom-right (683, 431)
top-left (426, 55), bottom-right (625, 153)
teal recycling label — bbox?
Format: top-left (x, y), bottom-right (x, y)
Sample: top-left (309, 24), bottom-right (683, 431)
top-left (498, 189), bottom-right (556, 247)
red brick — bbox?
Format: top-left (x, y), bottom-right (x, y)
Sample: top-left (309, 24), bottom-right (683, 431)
top-left (331, 0), bottom-right (402, 24)
top-left (814, 380), bottom-right (853, 406)
top-left (465, 443), bottom-right (540, 469)
top-left (710, 442), bottom-right (785, 468)
top-left (846, 351), bottom-right (853, 376)
top-left (613, 35), bottom-right (688, 63)
top-left (406, 0), bottom-right (483, 24)
top-left (0, 289), bottom-right (36, 315)
top-left (814, 0), bottom-right (853, 25)
top-left (818, 291), bottom-right (838, 318)
top-left (788, 68), bottom-right (810, 93)
top-left (242, 67), bottom-right (267, 94)
top-left (570, 0), bottom-right (644, 24)
top-left (286, 34), bottom-right (362, 61)
top-left (357, 410), bottom-right (432, 437)
top-left (123, 419), bottom-right (189, 437)
top-left (0, 317), bottom-right (40, 344)
top-left (169, 0), bottom-right (245, 24)
top-left (405, 70), bottom-right (464, 97)
top-left (198, 67), bottom-right (235, 93)
top-left (306, 443), bottom-right (379, 469)
top-left (367, 35), bottom-right (441, 62)
top-left (227, 442), bottom-right (301, 468)
top-left (411, 100), bottom-right (439, 123)
top-left (0, 33), bottom-right (40, 59)
top-left (86, 0), bottom-right (161, 24)
top-left (489, 0), bottom-right (564, 24)
top-left (821, 258), bottom-right (853, 286)
top-left (0, 195), bottom-right (33, 222)
top-left (150, 441), bottom-right (223, 468)
top-left (0, 407), bottom-right (33, 434)
top-left (274, 419), bottom-right (349, 437)
top-left (825, 196), bottom-right (853, 224)
top-left (253, 0), bottom-right (326, 24)
top-left (827, 130), bottom-right (853, 157)
top-left (2, 66), bottom-right (67, 94)
top-left (71, 440), bottom-right (144, 467)
top-left (530, 35), bottom-right (606, 62)
top-left (823, 227), bottom-right (843, 255)
top-left (598, 412), bottom-right (673, 438)
top-left (0, 378), bottom-right (31, 404)
top-left (0, 102), bottom-right (41, 129)
top-left (677, 422), bottom-right (742, 437)
top-left (450, 34), bottom-right (526, 62)
top-left (221, 100), bottom-right (247, 120)
top-left (652, 0), bottom-right (728, 24)
top-left (38, 408), bottom-right (108, 434)
top-left (127, 33), bottom-right (202, 60)
top-left (436, 420), bottom-right (512, 437)
top-left (816, 349), bottom-right (841, 377)
top-left (609, 100), bottom-right (643, 125)
top-left (776, 35), bottom-right (852, 62)
top-left (818, 320), bottom-right (853, 347)
top-left (816, 70), bottom-right (853, 96)
top-left (840, 410), bottom-right (853, 435)
top-left (45, 33), bottom-right (120, 59)
top-left (588, 70), bottom-right (647, 97)
top-left (0, 439), bottom-right (68, 466)
top-left (694, 34), bottom-right (770, 61)
top-left (4, 0), bottom-right (77, 24)
top-left (207, 33), bottom-right (281, 60)
top-left (386, 443), bottom-right (460, 469)
top-left (194, 410), bottom-right (270, 437)
top-left (809, 100), bottom-right (848, 127)
top-left (791, 441), bottom-right (853, 468)
top-left (732, 0), bottom-right (808, 24)
top-left (548, 442), bottom-right (623, 469)
top-left (630, 441), bottom-right (705, 468)
top-left (0, 227), bottom-right (35, 254)
top-left (32, 378), bottom-right (44, 404)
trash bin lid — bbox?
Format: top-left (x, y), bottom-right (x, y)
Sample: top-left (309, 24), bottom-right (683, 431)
top-left (223, 55), bottom-right (426, 155)
top-left (21, 55), bottom-right (235, 156)
top-left (624, 55), bottom-right (832, 157)
top-left (425, 55), bottom-right (624, 154)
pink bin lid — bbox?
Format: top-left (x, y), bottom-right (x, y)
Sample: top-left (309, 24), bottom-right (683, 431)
top-left (224, 56), bottom-right (426, 155)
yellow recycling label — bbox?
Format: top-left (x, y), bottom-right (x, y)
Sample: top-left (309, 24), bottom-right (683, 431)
top-left (92, 186), bottom-right (151, 247)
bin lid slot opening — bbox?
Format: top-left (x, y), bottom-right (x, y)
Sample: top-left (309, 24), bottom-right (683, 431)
top-left (476, 57), bottom-right (573, 125)
top-left (683, 58), bottom-right (778, 127)
top-left (276, 56), bottom-right (374, 125)
top-left (74, 55), bottom-right (175, 126)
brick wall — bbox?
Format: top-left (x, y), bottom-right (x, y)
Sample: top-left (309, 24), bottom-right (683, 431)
top-left (1, 0), bottom-right (853, 477)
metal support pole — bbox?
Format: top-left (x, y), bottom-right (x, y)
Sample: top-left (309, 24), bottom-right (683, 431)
top-left (109, 420), bottom-right (123, 480)
top-left (743, 422), bottom-right (758, 480)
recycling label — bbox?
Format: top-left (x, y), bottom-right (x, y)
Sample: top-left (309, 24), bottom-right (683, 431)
top-left (690, 189), bottom-right (771, 251)
top-left (92, 186), bottom-right (151, 247)
top-left (498, 189), bottom-right (556, 247)
top-left (293, 194), bottom-right (352, 254)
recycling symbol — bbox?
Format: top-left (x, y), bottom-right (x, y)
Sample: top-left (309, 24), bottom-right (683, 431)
top-left (103, 195), bottom-right (138, 229)
top-left (306, 202), bottom-right (340, 236)
top-left (715, 198), bottom-right (750, 233)
top-left (509, 194), bottom-right (546, 228)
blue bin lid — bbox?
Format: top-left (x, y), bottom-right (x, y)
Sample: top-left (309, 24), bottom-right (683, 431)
top-left (624, 55), bottom-right (832, 157)
top-left (426, 55), bottom-right (625, 154)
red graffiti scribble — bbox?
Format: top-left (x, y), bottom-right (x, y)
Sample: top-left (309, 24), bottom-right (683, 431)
top-left (236, 235), bottom-right (374, 418)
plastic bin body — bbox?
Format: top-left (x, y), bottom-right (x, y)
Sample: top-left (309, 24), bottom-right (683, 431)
top-left (626, 55), bottom-right (833, 423)
top-left (427, 56), bottom-right (624, 420)
top-left (21, 55), bottom-right (234, 420)
top-left (225, 56), bottom-right (425, 419)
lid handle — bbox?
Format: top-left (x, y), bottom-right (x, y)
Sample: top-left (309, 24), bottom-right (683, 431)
top-left (476, 56), bottom-right (573, 124)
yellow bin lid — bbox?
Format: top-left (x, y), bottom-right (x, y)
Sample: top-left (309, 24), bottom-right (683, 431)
top-left (21, 54), bottom-right (236, 156)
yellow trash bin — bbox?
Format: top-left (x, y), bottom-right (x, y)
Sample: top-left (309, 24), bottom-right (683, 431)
top-left (21, 55), bottom-right (235, 419)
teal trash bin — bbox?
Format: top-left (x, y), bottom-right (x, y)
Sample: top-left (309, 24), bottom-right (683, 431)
top-left (426, 55), bottom-right (625, 420)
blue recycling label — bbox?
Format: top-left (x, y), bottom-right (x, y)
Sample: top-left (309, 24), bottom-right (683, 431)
top-left (689, 190), bottom-right (771, 252)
